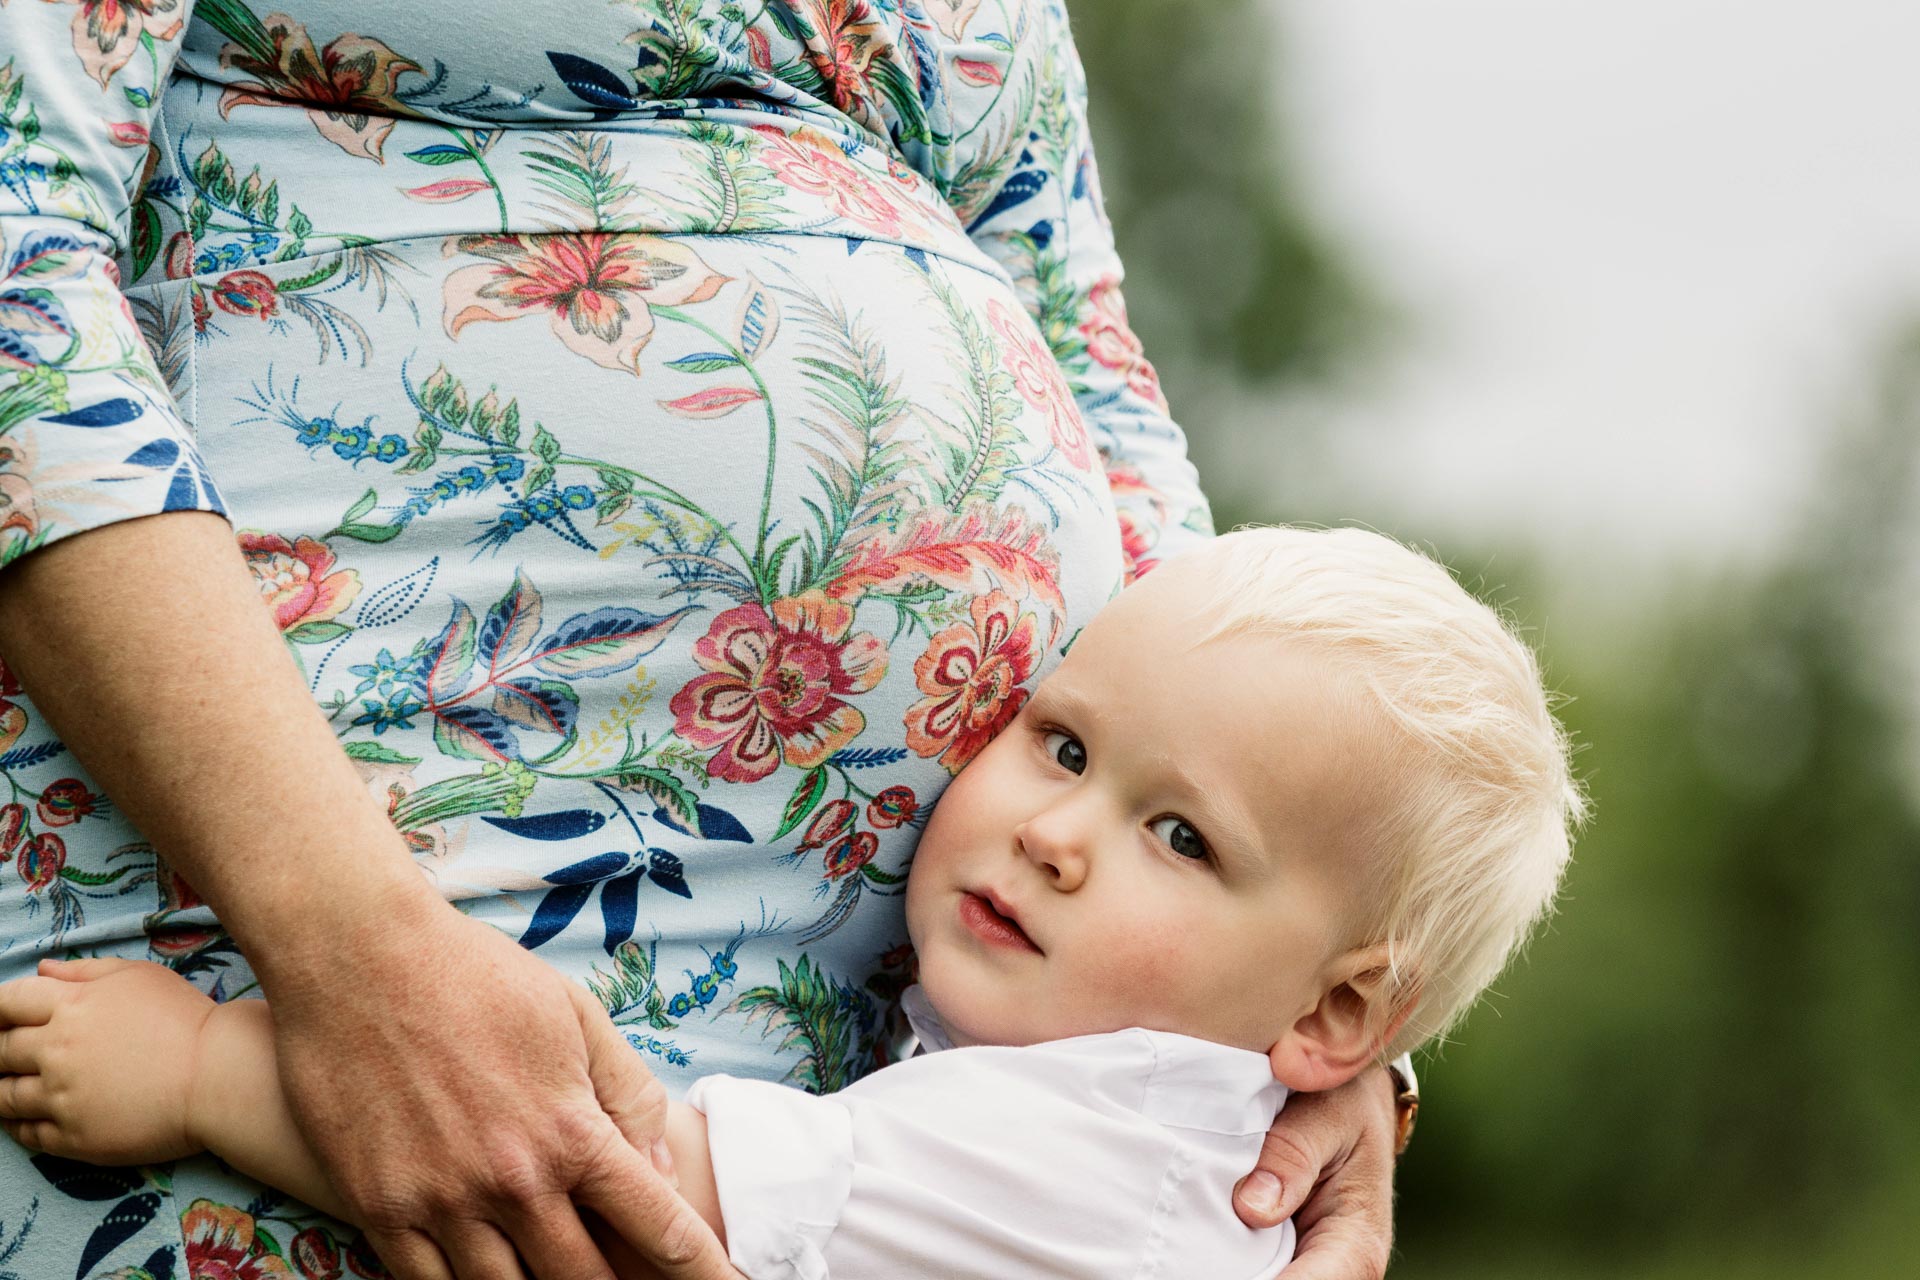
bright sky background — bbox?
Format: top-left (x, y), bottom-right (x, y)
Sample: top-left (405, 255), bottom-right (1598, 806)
top-left (1245, 0), bottom-right (1920, 582)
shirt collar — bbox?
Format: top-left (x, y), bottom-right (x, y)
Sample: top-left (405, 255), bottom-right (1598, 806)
top-left (902, 984), bottom-right (958, 1054)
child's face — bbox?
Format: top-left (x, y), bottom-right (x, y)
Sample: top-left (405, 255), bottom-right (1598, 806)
top-left (906, 563), bottom-right (1399, 1061)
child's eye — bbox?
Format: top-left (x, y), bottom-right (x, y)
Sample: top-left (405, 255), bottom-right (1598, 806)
top-left (1042, 731), bottom-right (1087, 775)
top-left (1149, 816), bottom-right (1209, 861)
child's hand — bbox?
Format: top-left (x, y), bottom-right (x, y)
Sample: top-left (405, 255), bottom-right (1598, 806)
top-left (0, 957), bottom-right (214, 1165)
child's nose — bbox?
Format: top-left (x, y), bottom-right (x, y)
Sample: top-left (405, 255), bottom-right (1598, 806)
top-left (1014, 807), bottom-right (1091, 891)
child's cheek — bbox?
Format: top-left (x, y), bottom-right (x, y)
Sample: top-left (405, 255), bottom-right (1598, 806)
top-left (1090, 911), bottom-right (1206, 1022)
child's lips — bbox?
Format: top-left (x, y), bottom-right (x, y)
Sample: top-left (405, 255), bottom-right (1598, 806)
top-left (959, 890), bottom-right (1041, 954)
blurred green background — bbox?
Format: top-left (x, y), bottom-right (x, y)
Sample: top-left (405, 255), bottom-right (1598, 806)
top-left (1079, 1), bottom-right (1920, 1275)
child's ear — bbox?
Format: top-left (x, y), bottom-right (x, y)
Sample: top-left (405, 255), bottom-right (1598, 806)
top-left (1267, 945), bottom-right (1417, 1092)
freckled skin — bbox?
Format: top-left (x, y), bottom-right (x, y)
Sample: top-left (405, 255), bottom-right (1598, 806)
top-left (904, 560), bottom-right (1401, 1063)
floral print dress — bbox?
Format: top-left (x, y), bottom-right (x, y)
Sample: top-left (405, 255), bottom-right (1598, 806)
top-left (0, 1), bottom-right (1211, 1275)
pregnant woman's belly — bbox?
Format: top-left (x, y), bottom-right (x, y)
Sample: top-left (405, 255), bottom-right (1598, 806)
top-left (2, 73), bottom-right (1122, 1091)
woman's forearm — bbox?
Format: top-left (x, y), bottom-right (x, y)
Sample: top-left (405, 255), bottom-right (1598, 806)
top-left (0, 512), bottom-right (447, 983)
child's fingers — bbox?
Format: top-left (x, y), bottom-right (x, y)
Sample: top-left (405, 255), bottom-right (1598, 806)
top-left (38, 956), bottom-right (141, 981)
top-left (2, 1117), bottom-right (62, 1154)
top-left (0, 1024), bottom-right (51, 1074)
top-left (0, 1072), bottom-right (51, 1120)
top-left (0, 976), bottom-right (67, 1027)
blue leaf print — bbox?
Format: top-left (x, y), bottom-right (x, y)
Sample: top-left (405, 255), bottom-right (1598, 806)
top-left (651, 801), bottom-right (752, 842)
top-left (0, 740), bottom-right (65, 769)
top-left (28, 1154), bottom-right (142, 1201)
top-left (492, 677), bottom-right (580, 738)
top-left (432, 702), bottom-right (519, 762)
top-left (547, 850), bottom-right (631, 885)
top-left (76, 1190), bottom-right (159, 1280)
top-left (7, 230), bottom-right (88, 275)
top-left (967, 169), bottom-right (1048, 230)
top-left (530, 606), bottom-right (694, 679)
top-left (123, 439), bottom-right (179, 469)
top-left (161, 464), bottom-right (198, 511)
top-left (827, 746), bottom-right (909, 769)
top-left (1026, 219), bottom-right (1054, 250)
top-left (520, 881), bottom-right (596, 949)
top-left (648, 848), bottom-right (691, 899)
top-left (405, 144), bottom-right (473, 164)
top-left (141, 1245), bottom-right (177, 1280)
top-left (42, 398), bottom-right (142, 428)
top-left (737, 285), bottom-right (774, 357)
top-left (0, 330), bottom-right (38, 365)
top-left (0, 288), bottom-right (72, 343)
top-left (477, 570), bottom-right (544, 673)
top-left (482, 809), bottom-right (608, 841)
top-left (546, 52), bottom-right (638, 110)
top-left (601, 869), bottom-right (643, 952)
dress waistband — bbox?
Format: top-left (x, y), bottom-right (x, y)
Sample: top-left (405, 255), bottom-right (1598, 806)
top-left (148, 84), bottom-right (1003, 287)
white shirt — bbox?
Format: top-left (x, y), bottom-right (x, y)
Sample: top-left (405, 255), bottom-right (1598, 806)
top-left (684, 986), bottom-right (1296, 1279)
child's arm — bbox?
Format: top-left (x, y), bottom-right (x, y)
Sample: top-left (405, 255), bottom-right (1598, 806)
top-left (0, 957), bottom-right (354, 1219)
top-left (0, 958), bottom-right (725, 1254)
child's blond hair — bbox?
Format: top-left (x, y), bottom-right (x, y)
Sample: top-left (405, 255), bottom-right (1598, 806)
top-left (1176, 526), bottom-right (1584, 1058)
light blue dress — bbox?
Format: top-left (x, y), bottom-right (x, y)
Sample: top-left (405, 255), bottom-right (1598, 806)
top-left (0, 1), bottom-right (1211, 1273)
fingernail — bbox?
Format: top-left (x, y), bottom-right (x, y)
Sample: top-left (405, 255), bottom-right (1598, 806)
top-left (1243, 1170), bottom-right (1282, 1215)
top-left (650, 1138), bottom-right (677, 1184)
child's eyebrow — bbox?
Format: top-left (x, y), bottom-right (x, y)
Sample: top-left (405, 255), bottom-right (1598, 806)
top-left (1153, 758), bottom-right (1267, 872)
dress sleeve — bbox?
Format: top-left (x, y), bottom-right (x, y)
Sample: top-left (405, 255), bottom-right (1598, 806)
top-left (684, 1075), bottom-right (855, 1280)
top-left (0, 0), bottom-right (225, 571)
top-left (960, 0), bottom-right (1213, 581)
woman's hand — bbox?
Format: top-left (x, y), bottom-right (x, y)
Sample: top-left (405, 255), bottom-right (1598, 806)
top-left (267, 901), bottom-right (733, 1280)
top-left (1232, 1065), bottom-right (1398, 1280)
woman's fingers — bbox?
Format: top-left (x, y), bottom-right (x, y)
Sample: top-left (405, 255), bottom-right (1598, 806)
top-left (494, 1192), bottom-right (618, 1280)
top-left (437, 1220), bottom-right (534, 1280)
top-left (363, 1227), bottom-right (459, 1280)
top-left (577, 1141), bottom-right (736, 1280)
top-left (1280, 1201), bottom-right (1395, 1280)
top-left (0, 975), bottom-right (66, 1026)
top-left (0, 1072), bottom-right (50, 1120)
top-left (1232, 1068), bottom-right (1398, 1280)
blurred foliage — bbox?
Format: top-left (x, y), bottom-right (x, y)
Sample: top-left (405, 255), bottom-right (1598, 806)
top-left (1381, 329), bottom-right (1920, 1277)
top-left (1073, 0), bottom-right (1377, 402)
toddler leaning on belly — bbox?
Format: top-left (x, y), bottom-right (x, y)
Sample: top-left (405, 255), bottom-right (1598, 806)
top-left (0, 527), bottom-right (1582, 1279)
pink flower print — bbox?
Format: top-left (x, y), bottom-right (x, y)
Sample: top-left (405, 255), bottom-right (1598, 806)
top-left (799, 798), bottom-right (858, 851)
top-left (797, 0), bottom-right (890, 128)
top-left (904, 589), bottom-right (1039, 773)
top-left (216, 15), bottom-right (421, 161)
top-left (210, 271), bottom-right (279, 320)
top-left (48, 0), bottom-right (186, 89)
top-left (442, 233), bottom-right (728, 377)
top-left (180, 1199), bottom-right (298, 1278)
top-left (238, 533), bottom-right (361, 633)
top-left (0, 803), bottom-right (24, 860)
top-left (866, 785), bottom-right (918, 829)
top-left (755, 126), bottom-right (907, 238)
top-left (671, 594), bottom-right (887, 783)
top-left (35, 778), bottom-right (96, 827)
top-left (1079, 277), bottom-right (1170, 413)
top-left (987, 300), bottom-right (1092, 470)
top-left (19, 832), bottom-right (65, 894)
top-left (823, 830), bottom-right (877, 879)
